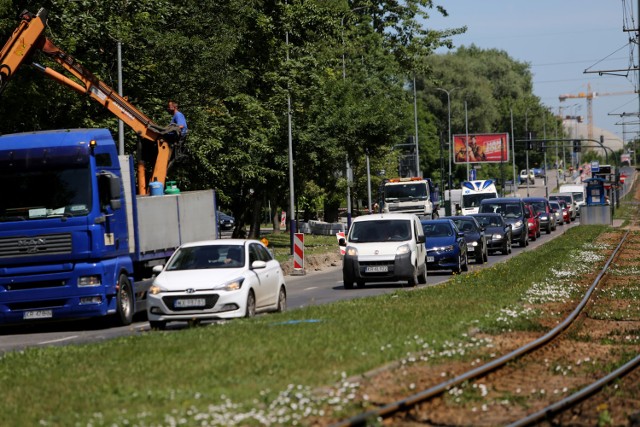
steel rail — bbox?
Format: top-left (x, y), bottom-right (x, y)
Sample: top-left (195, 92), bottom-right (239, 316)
top-left (332, 230), bottom-right (630, 427)
top-left (507, 352), bottom-right (640, 426)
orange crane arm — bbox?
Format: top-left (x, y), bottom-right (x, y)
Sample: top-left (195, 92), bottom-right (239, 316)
top-left (0, 8), bottom-right (180, 195)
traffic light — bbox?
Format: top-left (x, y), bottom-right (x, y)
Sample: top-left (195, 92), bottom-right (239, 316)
top-left (573, 140), bottom-right (581, 153)
top-left (537, 140), bottom-right (546, 153)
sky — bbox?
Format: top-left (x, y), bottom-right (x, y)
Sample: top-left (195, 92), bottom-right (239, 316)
top-left (426, 0), bottom-right (639, 143)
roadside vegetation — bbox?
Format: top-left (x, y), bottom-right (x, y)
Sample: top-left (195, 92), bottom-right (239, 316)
top-left (0, 225), bottom-right (615, 426)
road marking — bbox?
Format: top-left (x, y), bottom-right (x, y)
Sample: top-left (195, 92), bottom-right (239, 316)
top-left (305, 287), bottom-right (318, 291)
top-left (39, 335), bottom-right (79, 345)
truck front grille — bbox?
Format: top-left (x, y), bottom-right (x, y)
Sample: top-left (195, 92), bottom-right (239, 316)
top-left (0, 233), bottom-right (72, 258)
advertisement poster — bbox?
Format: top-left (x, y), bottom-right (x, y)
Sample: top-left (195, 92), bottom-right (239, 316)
top-left (453, 133), bottom-right (509, 164)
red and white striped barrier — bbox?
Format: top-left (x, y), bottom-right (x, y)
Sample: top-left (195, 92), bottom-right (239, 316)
top-left (336, 231), bottom-right (346, 255)
top-left (293, 233), bottom-right (305, 275)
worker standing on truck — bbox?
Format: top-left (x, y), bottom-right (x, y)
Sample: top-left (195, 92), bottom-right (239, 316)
top-left (167, 100), bottom-right (188, 137)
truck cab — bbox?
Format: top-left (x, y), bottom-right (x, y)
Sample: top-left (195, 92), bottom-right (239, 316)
top-left (382, 177), bottom-right (436, 219)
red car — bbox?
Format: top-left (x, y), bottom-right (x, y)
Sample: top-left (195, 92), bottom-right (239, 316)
top-left (557, 199), bottom-right (571, 224)
top-left (525, 203), bottom-right (540, 240)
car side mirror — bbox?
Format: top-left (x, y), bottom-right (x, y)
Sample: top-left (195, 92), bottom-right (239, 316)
top-left (416, 234), bottom-right (425, 244)
top-left (338, 238), bottom-right (346, 246)
top-left (251, 260), bottom-right (267, 269)
top-left (457, 231), bottom-right (465, 238)
top-left (152, 265), bottom-right (163, 275)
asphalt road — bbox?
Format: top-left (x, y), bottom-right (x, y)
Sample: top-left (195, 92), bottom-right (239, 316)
top-left (2, 168), bottom-right (631, 354)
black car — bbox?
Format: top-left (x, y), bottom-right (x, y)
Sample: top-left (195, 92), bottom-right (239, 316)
top-left (479, 197), bottom-right (529, 248)
top-left (217, 211), bottom-right (235, 230)
top-left (469, 213), bottom-right (512, 255)
top-left (446, 215), bottom-right (488, 264)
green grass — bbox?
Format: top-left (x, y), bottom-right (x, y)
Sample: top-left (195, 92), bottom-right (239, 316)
top-left (0, 226), bottom-right (613, 426)
top-left (261, 232), bottom-right (339, 263)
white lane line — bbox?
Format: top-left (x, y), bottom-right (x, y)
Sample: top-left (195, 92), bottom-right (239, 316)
top-left (39, 335), bottom-right (79, 345)
top-left (304, 287), bottom-right (318, 291)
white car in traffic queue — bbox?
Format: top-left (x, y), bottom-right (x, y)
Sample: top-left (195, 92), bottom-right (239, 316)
top-left (147, 239), bottom-right (286, 330)
top-left (339, 213), bottom-right (427, 288)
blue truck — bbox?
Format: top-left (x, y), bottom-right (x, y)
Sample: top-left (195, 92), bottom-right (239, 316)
top-left (0, 129), bottom-right (217, 325)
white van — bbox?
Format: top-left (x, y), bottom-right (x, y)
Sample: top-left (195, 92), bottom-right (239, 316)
top-left (558, 184), bottom-right (586, 215)
top-left (339, 213), bottom-right (426, 288)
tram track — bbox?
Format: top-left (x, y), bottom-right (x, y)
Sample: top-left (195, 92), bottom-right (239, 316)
top-left (330, 228), bottom-right (640, 426)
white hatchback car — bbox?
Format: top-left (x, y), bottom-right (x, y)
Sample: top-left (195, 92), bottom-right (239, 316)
top-left (147, 239), bottom-right (286, 329)
top-left (339, 213), bottom-right (427, 288)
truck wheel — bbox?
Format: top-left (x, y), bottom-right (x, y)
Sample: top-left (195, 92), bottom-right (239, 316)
top-left (116, 273), bottom-right (134, 326)
top-left (245, 291), bottom-right (256, 317)
top-left (149, 320), bottom-right (166, 330)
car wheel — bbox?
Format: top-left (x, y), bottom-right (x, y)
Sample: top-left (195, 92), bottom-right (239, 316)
top-left (115, 273), bottom-right (134, 326)
top-left (546, 224), bottom-right (552, 234)
top-left (407, 270), bottom-right (418, 287)
top-left (475, 249), bottom-right (484, 264)
top-left (149, 320), bottom-right (166, 330)
top-left (357, 280), bottom-right (366, 288)
top-left (343, 276), bottom-right (354, 289)
top-left (418, 266), bottom-right (427, 284)
top-left (507, 239), bottom-right (512, 254)
top-left (531, 231), bottom-right (536, 241)
top-left (461, 252), bottom-right (469, 272)
top-left (276, 286), bottom-right (287, 312)
top-left (452, 254), bottom-right (462, 274)
top-left (245, 291), bottom-right (256, 318)
top-left (483, 245), bottom-right (488, 262)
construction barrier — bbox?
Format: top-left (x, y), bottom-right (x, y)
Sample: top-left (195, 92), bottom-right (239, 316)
top-left (336, 231), bottom-right (346, 255)
top-left (293, 233), bottom-right (305, 275)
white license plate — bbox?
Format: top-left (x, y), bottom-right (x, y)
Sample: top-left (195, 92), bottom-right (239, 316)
top-left (23, 309), bottom-right (53, 320)
top-left (174, 298), bottom-right (206, 308)
top-left (427, 256), bottom-right (434, 263)
top-left (365, 265), bottom-right (388, 273)
top-left (467, 246), bottom-right (474, 252)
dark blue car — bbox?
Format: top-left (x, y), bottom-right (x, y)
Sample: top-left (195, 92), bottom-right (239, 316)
top-left (421, 219), bottom-right (468, 274)
top-left (470, 213), bottom-right (512, 255)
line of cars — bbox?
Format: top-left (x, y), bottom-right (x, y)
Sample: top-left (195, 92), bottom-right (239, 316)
top-left (423, 193), bottom-right (576, 274)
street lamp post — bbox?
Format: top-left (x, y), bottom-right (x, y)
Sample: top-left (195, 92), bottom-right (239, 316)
top-left (435, 87), bottom-right (458, 216)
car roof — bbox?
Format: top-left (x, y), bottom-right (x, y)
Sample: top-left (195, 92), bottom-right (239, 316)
top-left (470, 212), bottom-right (501, 217)
top-left (420, 218), bottom-right (454, 225)
top-left (480, 197), bottom-right (522, 204)
top-left (352, 213), bottom-right (418, 222)
top-left (180, 239), bottom-right (252, 248)
top-left (522, 197), bottom-right (547, 201)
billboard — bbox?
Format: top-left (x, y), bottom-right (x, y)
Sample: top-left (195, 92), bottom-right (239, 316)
top-left (453, 133), bottom-right (509, 164)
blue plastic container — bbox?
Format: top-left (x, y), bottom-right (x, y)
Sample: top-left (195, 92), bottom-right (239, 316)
top-left (149, 181), bottom-right (164, 196)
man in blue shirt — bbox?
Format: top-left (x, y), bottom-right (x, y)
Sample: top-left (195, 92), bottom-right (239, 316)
top-left (167, 100), bottom-right (188, 137)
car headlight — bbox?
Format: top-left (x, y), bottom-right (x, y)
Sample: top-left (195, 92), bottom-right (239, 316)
top-left (514, 220), bottom-right (523, 229)
top-left (396, 244), bottom-right (410, 255)
top-left (218, 277), bottom-right (245, 292)
top-left (470, 241), bottom-right (478, 247)
top-left (492, 233), bottom-right (503, 240)
top-left (430, 245), bottom-right (454, 252)
top-left (346, 246), bottom-right (358, 256)
top-left (540, 214), bottom-right (548, 220)
top-left (149, 284), bottom-right (166, 295)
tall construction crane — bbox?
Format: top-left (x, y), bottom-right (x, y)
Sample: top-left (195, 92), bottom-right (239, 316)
top-left (559, 83), bottom-right (636, 140)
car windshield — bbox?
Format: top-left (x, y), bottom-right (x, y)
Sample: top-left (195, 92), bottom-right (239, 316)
top-left (349, 219), bottom-right (412, 242)
top-left (384, 183), bottom-right (428, 201)
top-left (462, 193), bottom-right (495, 208)
top-left (573, 192), bottom-right (584, 203)
top-left (453, 219), bottom-right (477, 232)
top-left (166, 244), bottom-right (245, 270)
top-left (473, 215), bottom-right (502, 227)
top-left (482, 203), bottom-right (522, 218)
top-left (423, 222), bottom-right (453, 237)
top-left (530, 201), bottom-right (546, 213)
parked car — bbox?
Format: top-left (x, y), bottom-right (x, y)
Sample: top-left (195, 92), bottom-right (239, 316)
top-left (549, 200), bottom-right (565, 226)
top-left (479, 197), bottom-right (529, 247)
top-left (532, 167), bottom-right (545, 177)
top-left (147, 239), bottom-right (287, 329)
top-left (523, 197), bottom-right (556, 234)
top-left (469, 213), bottom-right (512, 255)
top-left (524, 203), bottom-right (540, 241)
top-left (549, 193), bottom-right (576, 221)
top-left (421, 219), bottom-right (468, 274)
top-left (339, 213), bottom-right (427, 288)
top-left (217, 210), bottom-right (235, 230)
top-left (519, 169), bottom-right (535, 185)
top-left (446, 215), bottom-right (488, 264)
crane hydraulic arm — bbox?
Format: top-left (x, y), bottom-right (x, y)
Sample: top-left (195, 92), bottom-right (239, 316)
top-left (0, 8), bottom-right (181, 195)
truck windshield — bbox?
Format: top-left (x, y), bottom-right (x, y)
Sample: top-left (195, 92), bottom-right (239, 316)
top-left (384, 183), bottom-right (427, 201)
top-left (462, 193), bottom-right (496, 208)
top-left (0, 166), bottom-right (92, 221)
